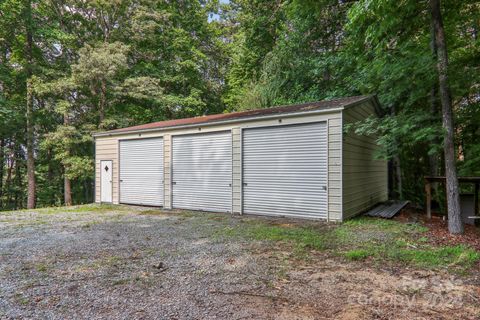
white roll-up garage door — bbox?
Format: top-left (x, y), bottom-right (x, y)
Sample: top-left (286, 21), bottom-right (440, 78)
top-left (243, 122), bottom-right (328, 219)
top-left (120, 138), bottom-right (164, 206)
top-left (172, 131), bottom-right (232, 212)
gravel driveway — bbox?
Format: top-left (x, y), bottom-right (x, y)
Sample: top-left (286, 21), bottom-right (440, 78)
top-left (0, 205), bottom-right (479, 320)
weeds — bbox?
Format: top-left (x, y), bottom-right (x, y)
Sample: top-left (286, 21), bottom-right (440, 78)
top-left (215, 215), bottom-right (480, 273)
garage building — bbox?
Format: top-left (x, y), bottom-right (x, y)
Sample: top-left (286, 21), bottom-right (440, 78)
top-left (94, 95), bottom-right (388, 221)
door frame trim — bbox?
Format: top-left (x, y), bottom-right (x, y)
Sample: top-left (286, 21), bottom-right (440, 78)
top-left (100, 159), bottom-right (113, 204)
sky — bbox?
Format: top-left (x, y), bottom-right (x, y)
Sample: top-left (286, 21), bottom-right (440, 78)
top-left (208, 0), bottom-right (230, 22)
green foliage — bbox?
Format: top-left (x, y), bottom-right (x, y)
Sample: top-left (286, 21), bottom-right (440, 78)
top-left (224, 0), bottom-right (480, 206)
top-left (41, 125), bottom-right (93, 179)
top-left (0, 0), bottom-right (228, 209)
top-left (0, 0), bottom-right (478, 211)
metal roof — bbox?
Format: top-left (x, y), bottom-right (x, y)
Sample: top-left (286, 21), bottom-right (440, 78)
top-left (94, 95), bottom-right (376, 137)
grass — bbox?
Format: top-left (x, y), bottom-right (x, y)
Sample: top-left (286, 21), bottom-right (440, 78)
top-left (3, 203), bottom-right (479, 273)
top-left (38, 203), bottom-right (126, 214)
top-left (34, 262), bottom-right (50, 273)
top-left (139, 209), bottom-right (168, 216)
top-left (139, 209), bottom-right (204, 219)
top-left (344, 249), bottom-right (370, 261)
top-left (0, 203), bottom-right (126, 215)
top-left (215, 216), bottom-right (480, 273)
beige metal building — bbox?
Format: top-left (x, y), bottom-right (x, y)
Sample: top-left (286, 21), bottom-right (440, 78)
top-left (94, 95), bottom-right (388, 221)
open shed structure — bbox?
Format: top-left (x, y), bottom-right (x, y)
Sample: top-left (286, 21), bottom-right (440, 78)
top-left (94, 95), bottom-right (388, 221)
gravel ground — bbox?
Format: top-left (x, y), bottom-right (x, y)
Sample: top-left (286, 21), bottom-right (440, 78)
top-left (0, 205), bottom-right (479, 320)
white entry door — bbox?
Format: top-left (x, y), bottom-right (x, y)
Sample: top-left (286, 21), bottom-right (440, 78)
top-left (100, 160), bottom-right (113, 203)
top-left (172, 131), bottom-right (232, 212)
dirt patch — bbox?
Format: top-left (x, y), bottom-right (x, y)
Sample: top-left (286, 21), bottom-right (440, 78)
top-left (396, 206), bottom-right (480, 252)
top-left (424, 218), bottom-right (480, 251)
top-left (0, 205), bottom-right (479, 319)
top-left (247, 244), bottom-right (480, 320)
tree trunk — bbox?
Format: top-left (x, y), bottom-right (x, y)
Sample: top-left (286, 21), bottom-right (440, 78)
top-left (64, 176), bottom-right (72, 206)
top-left (44, 147), bottom-right (55, 206)
top-left (429, 20), bottom-right (440, 177)
top-left (5, 142), bottom-right (14, 208)
top-left (63, 113), bottom-right (72, 206)
top-left (391, 104), bottom-right (402, 199)
top-left (394, 155), bottom-right (402, 199)
top-left (0, 139), bottom-right (4, 208)
top-left (25, 0), bottom-right (36, 209)
top-left (430, 0), bottom-right (463, 234)
top-left (428, 20), bottom-right (441, 208)
top-left (99, 79), bottom-right (107, 126)
top-left (14, 146), bottom-right (23, 210)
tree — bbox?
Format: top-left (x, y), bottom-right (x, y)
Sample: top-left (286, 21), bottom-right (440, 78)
top-left (430, 0), bottom-right (463, 234)
top-left (223, 0), bottom-right (478, 235)
top-left (223, 0), bottom-right (286, 110)
top-left (0, 0), bottom-right (478, 222)
top-left (24, 0), bottom-right (36, 209)
top-left (71, 42), bottom-right (130, 127)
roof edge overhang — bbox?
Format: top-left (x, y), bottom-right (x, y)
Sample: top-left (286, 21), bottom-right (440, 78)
top-left (93, 95), bottom-right (376, 138)
top-left (342, 94), bottom-right (381, 113)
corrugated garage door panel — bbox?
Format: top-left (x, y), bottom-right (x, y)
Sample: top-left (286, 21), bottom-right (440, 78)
top-left (120, 138), bottom-right (164, 206)
top-left (243, 122), bottom-right (328, 219)
top-left (172, 131), bottom-right (232, 212)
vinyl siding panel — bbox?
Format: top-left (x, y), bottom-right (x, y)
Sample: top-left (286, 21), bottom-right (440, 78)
top-left (342, 102), bottom-right (388, 219)
top-left (328, 116), bottom-right (343, 221)
top-left (164, 134), bottom-right (172, 209)
top-left (232, 127), bottom-right (242, 214)
top-left (95, 137), bottom-right (119, 204)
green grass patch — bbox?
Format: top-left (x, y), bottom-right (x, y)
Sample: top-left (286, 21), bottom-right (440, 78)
top-left (111, 278), bottom-right (130, 286)
top-left (214, 215), bottom-right (480, 272)
top-left (344, 249), bottom-right (371, 261)
top-left (389, 245), bottom-right (480, 268)
top-left (247, 224), bottom-right (326, 250)
top-left (216, 221), bottom-right (327, 251)
top-left (140, 209), bottom-right (168, 216)
top-left (34, 262), bottom-right (50, 273)
top-left (0, 203), bottom-right (126, 215)
top-left (40, 204), bottom-right (126, 214)
top-left (14, 293), bottom-right (30, 305)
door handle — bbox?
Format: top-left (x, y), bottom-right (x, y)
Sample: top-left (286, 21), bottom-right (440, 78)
top-left (322, 186), bottom-right (327, 191)
top-left (172, 182), bottom-right (177, 185)
top-left (243, 183), bottom-right (248, 186)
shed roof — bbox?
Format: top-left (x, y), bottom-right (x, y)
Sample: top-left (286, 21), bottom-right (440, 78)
top-left (95, 95), bottom-right (377, 137)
